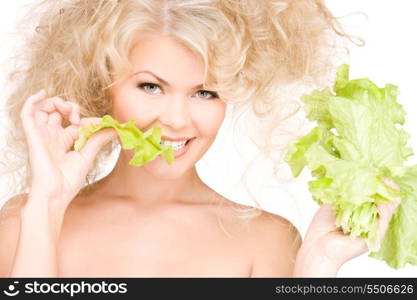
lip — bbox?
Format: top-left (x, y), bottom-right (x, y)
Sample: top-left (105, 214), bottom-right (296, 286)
top-left (169, 137), bottom-right (196, 159)
top-left (161, 135), bottom-right (194, 142)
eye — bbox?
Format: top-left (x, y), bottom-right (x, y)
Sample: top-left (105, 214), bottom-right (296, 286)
top-left (137, 82), bottom-right (162, 95)
top-left (195, 90), bottom-right (219, 100)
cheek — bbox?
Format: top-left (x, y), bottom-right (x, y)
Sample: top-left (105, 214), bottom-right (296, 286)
top-left (194, 102), bottom-right (226, 138)
top-left (111, 89), bottom-right (158, 127)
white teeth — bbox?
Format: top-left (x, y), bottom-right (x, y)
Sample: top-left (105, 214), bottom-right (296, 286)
top-left (160, 139), bottom-right (187, 150)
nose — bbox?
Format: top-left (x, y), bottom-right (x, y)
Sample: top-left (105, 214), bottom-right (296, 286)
top-left (158, 95), bottom-right (192, 130)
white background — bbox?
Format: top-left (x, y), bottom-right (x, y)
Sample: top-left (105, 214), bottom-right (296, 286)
top-left (0, 1), bottom-right (416, 277)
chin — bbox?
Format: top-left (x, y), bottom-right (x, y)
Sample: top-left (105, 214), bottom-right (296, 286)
top-left (142, 156), bottom-right (193, 180)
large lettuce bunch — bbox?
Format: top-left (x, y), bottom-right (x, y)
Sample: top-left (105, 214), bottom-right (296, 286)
top-left (285, 64), bottom-right (417, 269)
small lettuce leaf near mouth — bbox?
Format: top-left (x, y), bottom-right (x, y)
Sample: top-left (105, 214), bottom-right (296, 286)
top-left (74, 114), bottom-right (174, 166)
top-left (285, 64), bottom-right (417, 269)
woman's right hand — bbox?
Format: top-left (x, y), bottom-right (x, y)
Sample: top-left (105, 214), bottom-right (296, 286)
top-left (20, 89), bottom-right (118, 214)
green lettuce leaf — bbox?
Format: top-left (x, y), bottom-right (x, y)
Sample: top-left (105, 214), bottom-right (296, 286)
top-left (285, 64), bottom-right (417, 268)
top-left (74, 114), bottom-right (174, 166)
top-left (369, 165), bottom-right (417, 268)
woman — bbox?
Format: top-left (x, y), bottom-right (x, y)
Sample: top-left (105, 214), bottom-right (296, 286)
top-left (0, 0), bottom-right (399, 277)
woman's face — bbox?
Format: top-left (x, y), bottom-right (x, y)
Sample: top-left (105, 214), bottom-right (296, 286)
top-left (110, 35), bottom-right (227, 179)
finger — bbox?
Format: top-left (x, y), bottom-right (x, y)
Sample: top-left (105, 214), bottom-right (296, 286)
top-left (341, 232), bottom-right (368, 256)
top-left (64, 124), bottom-right (80, 140)
top-left (376, 198), bottom-right (401, 242)
top-left (66, 102), bottom-right (80, 125)
top-left (382, 176), bottom-right (400, 191)
top-left (65, 117), bottom-right (112, 153)
top-left (79, 117), bottom-right (103, 128)
top-left (78, 128), bottom-right (118, 165)
top-left (304, 203), bottom-right (339, 243)
top-left (311, 203), bottom-right (338, 232)
top-left (47, 111), bottom-right (63, 127)
top-left (62, 116), bottom-right (102, 143)
top-left (50, 101), bottom-right (80, 127)
top-left (39, 96), bottom-right (72, 114)
top-left (20, 89), bottom-right (48, 128)
top-left (36, 97), bottom-right (72, 127)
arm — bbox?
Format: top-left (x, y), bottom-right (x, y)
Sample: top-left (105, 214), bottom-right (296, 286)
top-left (0, 195), bottom-right (26, 277)
top-left (5, 89), bottom-right (116, 277)
top-left (10, 192), bottom-right (66, 278)
top-left (0, 192), bottom-right (65, 278)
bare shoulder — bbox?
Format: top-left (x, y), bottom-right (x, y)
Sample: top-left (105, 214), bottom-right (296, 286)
top-left (0, 193), bottom-right (28, 277)
top-left (0, 193), bottom-right (28, 218)
top-left (214, 197), bottom-right (302, 277)
top-left (248, 208), bottom-right (302, 277)
top-left (0, 193), bottom-right (29, 231)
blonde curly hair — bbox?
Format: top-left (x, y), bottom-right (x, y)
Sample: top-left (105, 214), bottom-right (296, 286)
top-left (0, 0), bottom-right (357, 217)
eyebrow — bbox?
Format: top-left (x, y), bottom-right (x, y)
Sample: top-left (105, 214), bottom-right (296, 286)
top-left (133, 70), bottom-right (204, 90)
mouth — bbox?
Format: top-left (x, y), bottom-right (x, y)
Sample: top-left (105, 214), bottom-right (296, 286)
top-left (160, 137), bottom-right (196, 158)
top-left (160, 137), bottom-right (194, 148)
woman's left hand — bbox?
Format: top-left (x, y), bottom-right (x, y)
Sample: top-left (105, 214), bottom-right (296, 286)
top-left (293, 177), bottom-right (401, 277)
